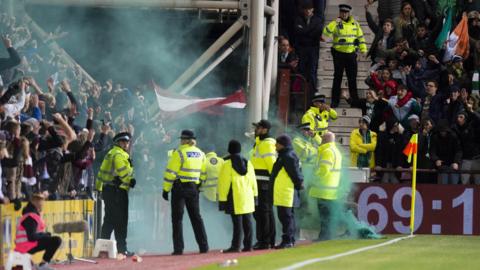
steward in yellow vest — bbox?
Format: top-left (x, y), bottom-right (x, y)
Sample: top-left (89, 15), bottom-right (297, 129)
top-left (309, 132), bottom-right (342, 240)
top-left (97, 132), bottom-right (135, 256)
top-left (162, 130), bottom-right (208, 255)
top-left (271, 135), bottom-right (304, 249)
top-left (218, 140), bottom-right (257, 253)
top-left (201, 150), bottom-right (224, 202)
top-left (293, 123), bottom-right (322, 164)
top-left (301, 93), bottom-right (337, 136)
top-left (249, 119), bottom-right (277, 250)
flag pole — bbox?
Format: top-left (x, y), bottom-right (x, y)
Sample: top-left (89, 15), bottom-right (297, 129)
top-left (409, 134), bottom-right (418, 235)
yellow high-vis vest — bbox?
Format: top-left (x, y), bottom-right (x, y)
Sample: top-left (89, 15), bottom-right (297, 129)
top-left (250, 137), bottom-right (277, 182)
top-left (323, 16), bottom-right (368, 54)
top-left (163, 144), bottom-right (207, 192)
top-left (292, 134), bottom-right (322, 164)
top-left (201, 152), bottom-right (224, 201)
top-left (96, 145), bottom-right (134, 191)
top-left (301, 107), bottom-right (337, 136)
top-left (309, 142), bottom-right (342, 200)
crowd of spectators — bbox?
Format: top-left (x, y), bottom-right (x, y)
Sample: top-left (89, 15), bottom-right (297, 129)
top-left (0, 11), bottom-right (168, 206)
top-left (350, 1), bottom-right (480, 184)
top-left (278, 0), bottom-right (480, 185)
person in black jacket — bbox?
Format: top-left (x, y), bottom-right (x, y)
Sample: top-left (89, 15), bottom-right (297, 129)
top-left (452, 110), bottom-right (480, 184)
top-left (278, 36), bottom-right (299, 72)
top-left (270, 134), bottom-right (303, 249)
top-left (294, 1), bottom-right (323, 99)
top-left (343, 89), bottom-right (389, 133)
top-left (375, 118), bottom-right (406, 183)
top-left (365, 6), bottom-right (396, 63)
top-left (430, 120), bottom-right (462, 184)
top-left (16, 194), bottom-right (61, 270)
top-left (0, 36), bottom-right (21, 74)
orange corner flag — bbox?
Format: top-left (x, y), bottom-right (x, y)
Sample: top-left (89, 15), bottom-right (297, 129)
top-left (403, 134), bottom-right (418, 163)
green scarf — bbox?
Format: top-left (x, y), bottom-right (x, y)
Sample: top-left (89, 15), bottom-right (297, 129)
top-left (357, 130), bottom-right (371, 168)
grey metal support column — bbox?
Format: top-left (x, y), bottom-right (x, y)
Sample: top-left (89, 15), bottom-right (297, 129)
top-left (248, 0), bottom-right (264, 123)
top-left (168, 18), bottom-right (245, 92)
top-left (262, 0), bottom-right (277, 119)
top-left (270, 0), bottom-right (279, 108)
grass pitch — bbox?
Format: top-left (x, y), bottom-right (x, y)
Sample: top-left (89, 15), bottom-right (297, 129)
top-left (198, 235), bottom-right (480, 270)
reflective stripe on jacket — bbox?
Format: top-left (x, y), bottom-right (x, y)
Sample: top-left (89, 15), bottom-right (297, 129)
top-left (163, 144), bottom-right (207, 192)
top-left (14, 213), bottom-right (46, 253)
top-left (96, 145), bottom-right (133, 191)
top-left (309, 142), bottom-right (342, 200)
top-left (301, 107), bottom-right (337, 136)
top-left (250, 137), bottom-right (277, 181)
top-left (323, 16), bottom-right (367, 53)
top-left (201, 152), bottom-right (224, 201)
top-left (218, 159), bottom-right (258, 215)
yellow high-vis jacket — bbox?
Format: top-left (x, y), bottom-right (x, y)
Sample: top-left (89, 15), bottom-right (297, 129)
top-left (309, 142), bottom-right (342, 200)
top-left (250, 136), bottom-right (277, 183)
top-left (218, 159), bottom-right (258, 215)
top-left (349, 128), bottom-right (377, 168)
top-left (96, 145), bottom-right (134, 191)
top-left (323, 16), bottom-right (368, 54)
top-left (292, 134), bottom-right (322, 164)
top-left (301, 107), bottom-right (337, 136)
top-left (163, 144), bottom-right (207, 192)
top-left (201, 152), bottom-right (224, 201)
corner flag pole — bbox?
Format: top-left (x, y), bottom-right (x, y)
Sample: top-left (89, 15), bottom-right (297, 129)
top-left (409, 134), bottom-right (418, 235)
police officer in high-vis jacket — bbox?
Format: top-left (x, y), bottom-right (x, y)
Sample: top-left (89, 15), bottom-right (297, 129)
top-left (323, 4), bottom-right (367, 108)
top-left (96, 132), bottom-right (136, 257)
top-left (162, 130), bottom-right (209, 255)
top-left (200, 145), bottom-right (224, 202)
top-left (301, 93), bottom-right (337, 137)
top-left (250, 120), bottom-right (277, 250)
top-left (309, 132), bottom-right (342, 240)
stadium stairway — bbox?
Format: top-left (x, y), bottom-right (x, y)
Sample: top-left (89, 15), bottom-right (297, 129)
top-left (317, 0), bottom-right (377, 160)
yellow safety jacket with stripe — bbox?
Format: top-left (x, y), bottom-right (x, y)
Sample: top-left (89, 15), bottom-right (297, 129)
top-left (201, 152), bottom-right (224, 201)
top-left (163, 144), bottom-right (207, 192)
top-left (96, 145), bottom-right (134, 191)
top-left (323, 16), bottom-right (368, 54)
top-left (292, 134), bottom-right (322, 164)
top-left (309, 142), bottom-right (342, 200)
top-left (301, 107), bottom-right (337, 136)
top-left (250, 136), bottom-right (277, 185)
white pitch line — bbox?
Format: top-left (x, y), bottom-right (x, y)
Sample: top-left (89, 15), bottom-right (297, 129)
top-left (278, 235), bottom-right (416, 270)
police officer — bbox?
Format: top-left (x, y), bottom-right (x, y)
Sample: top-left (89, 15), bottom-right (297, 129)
top-left (309, 132), bottom-right (342, 240)
top-left (200, 145), bottom-right (224, 202)
top-left (323, 4), bottom-right (368, 108)
top-left (292, 123), bottom-right (322, 164)
top-left (96, 132), bottom-right (136, 257)
top-left (301, 93), bottom-right (337, 136)
top-left (271, 135), bottom-right (304, 249)
top-left (162, 130), bottom-right (209, 255)
top-left (250, 120), bottom-right (277, 250)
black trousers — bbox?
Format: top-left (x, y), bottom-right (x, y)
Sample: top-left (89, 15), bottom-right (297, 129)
top-left (297, 46), bottom-right (320, 102)
top-left (100, 185), bottom-right (129, 253)
top-left (171, 182), bottom-right (208, 253)
top-left (253, 186), bottom-right (275, 246)
top-left (277, 206), bottom-right (295, 244)
top-left (230, 213), bottom-right (253, 249)
top-left (331, 48), bottom-right (359, 107)
top-left (28, 236), bottom-right (62, 262)
top-left (317, 199), bottom-right (335, 240)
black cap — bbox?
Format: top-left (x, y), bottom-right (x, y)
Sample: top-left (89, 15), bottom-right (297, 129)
top-left (301, 0), bottom-right (314, 9)
top-left (312, 93), bottom-right (326, 103)
top-left (361, 115), bottom-right (371, 125)
top-left (339, 4), bottom-right (352, 12)
top-left (252, 119), bottom-right (272, 129)
top-left (451, 55), bottom-right (463, 63)
top-left (113, 132), bottom-right (131, 143)
top-left (228, 140), bottom-right (242, 154)
top-left (179, 129), bottom-right (196, 140)
top-left (276, 134), bottom-right (292, 147)
top-left (297, 123), bottom-right (311, 130)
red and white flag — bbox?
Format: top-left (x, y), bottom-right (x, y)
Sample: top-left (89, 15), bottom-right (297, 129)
top-left (152, 81), bottom-right (246, 118)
